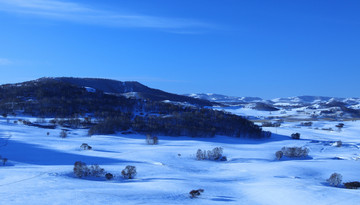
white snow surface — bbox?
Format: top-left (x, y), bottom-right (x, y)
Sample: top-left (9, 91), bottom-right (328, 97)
top-left (0, 116), bottom-right (360, 204)
top-left (84, 87), bottom-right (96, 93)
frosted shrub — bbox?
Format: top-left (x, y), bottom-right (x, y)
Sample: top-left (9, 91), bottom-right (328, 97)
top-left (60, 130), bottom-right (67, 138)
top-left (153, 136), bottom-right (159, 145)
top-left (189, 189), bottom-right (204, 198)
top-left (327, 173), bottom-right (343, 187)
top-left (73, 161), bottom-right (90, 178)
top-left (121, 165), bottom-right (137, 179)
top-left (80, 143), bottom-right (92, 150)
top-left (275, 151), bottom-right (283, 160)
top-left (281, 146), bottom-right (309, 158)
top-left (73, 161), bottom-right (105, 178)
top-left (196, 149), bottom-right (206, 160)
top-left (89, 164), bottom-right (105, 177)
top-left (207, 147), bottom-right (223, 160)
top-left (146, 134), bottom-right (159, 145)
top-left (146, 134), bottom-right (152, 144)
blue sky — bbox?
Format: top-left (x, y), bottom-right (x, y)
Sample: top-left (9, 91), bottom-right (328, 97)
top-left (0, 0), bottom-right (359, 99)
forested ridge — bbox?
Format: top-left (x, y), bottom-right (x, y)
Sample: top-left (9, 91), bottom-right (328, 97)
top-left (0, 78), bottom-right (270, 138)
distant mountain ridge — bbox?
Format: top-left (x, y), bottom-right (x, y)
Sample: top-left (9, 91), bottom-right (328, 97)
top-left (186, 93), bottom-right (360, 118)
top-left (186, 93), bottom-right (360, 106)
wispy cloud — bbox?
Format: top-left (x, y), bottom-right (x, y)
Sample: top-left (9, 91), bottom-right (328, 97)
top-left (0, 0), bottom-right (213, 31)
top-left (0, 58), bottom-right (12, 66)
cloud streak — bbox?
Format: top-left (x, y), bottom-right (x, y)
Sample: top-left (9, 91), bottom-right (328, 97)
top-left (0, 58), bottom-right (12, 66)
top-left (0, 0), bottom-right (213, 31)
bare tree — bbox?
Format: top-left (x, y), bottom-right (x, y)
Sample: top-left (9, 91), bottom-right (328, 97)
top-left (60, 130), bottom-right (67, 138)
top-left (327, 173), bottom-right (342, 187)
top-left (275, 151), bottom-right (283, 160)
top-left (121, 165), bottom-right (137, 179)
top-left (2, 158), bottom-right (8, 166)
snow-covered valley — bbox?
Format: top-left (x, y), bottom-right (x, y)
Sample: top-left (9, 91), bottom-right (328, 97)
top-left (0, 114), bottom-right (359, 205)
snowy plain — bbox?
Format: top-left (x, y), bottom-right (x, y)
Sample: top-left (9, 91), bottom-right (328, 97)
top-left (0, 114), bottom-right (360, 205)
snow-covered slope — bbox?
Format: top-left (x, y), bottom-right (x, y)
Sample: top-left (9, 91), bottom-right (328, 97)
top-left (186, 93), bottom-right (264, 103)
top-left (0, 116), bottom-right (360, 204)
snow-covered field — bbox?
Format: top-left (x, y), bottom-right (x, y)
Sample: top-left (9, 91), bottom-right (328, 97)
top-left (0, 116), bottom-right (360, 205)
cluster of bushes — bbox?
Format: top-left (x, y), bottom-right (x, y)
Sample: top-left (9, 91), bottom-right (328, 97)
top-left (275, 146), bottom-right (309, 160)
top-left (327, 173), bottom-right (360, 189)
top-left (146, 134), bottom-right (159, 145)
top-left (73, 161), bottom-right (136, 181)
top-left (196, 147), bottom-right (227, 161)
top-left (300, 122), bottom-right (313, 126)
top-left (73, 161), bottom-right (105, 178)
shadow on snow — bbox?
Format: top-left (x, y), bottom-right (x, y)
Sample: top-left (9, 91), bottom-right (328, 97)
top-left (1, 139), bottom-right (135, 165)
top-left (113, 132), bottom-right (290, 145)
